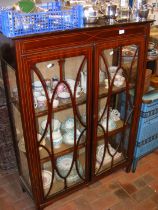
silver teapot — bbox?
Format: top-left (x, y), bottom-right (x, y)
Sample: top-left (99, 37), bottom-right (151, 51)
top-left (132, 0), bottom-right (153, 20)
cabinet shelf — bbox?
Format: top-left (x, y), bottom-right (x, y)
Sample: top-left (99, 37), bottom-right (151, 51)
top-left (40, 141), bottom-right (86, 163)
top-left (97, 120), bottom-right (127, 140)
top-left (99, 83), bottom-right (135, 99)
top-left (35, 92), bottom-right (87, 117)
top-left (11, 84), bottom-right (135, 119)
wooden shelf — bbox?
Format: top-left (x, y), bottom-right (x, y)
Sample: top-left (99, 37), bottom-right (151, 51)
top-left (35, 92), bottom-right (87, 117)
top-left (97, 120), bottom-right (127, 140)
top-left (99, 83), bottom-right (135, 99)
top-left (39, 139), bottom-right (86, 163)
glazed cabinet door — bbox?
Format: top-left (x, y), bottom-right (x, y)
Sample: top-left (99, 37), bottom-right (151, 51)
top-left (27, 46), bottom-right (92, 201)
top-left (92, 38), bottom-right (146, 178)
top-left (1, 60), bottom-right (33, 194)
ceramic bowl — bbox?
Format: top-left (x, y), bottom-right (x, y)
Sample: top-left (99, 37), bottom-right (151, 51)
top-left (66, 78), bottom-right (76, 87)
top-left (62, 117), bottom-right (74, 131)
top-left (41, 119), bottom-right (61, 134)
top-left (32, 81), bottom-right (43, 91)
top-left (58, 92), bottom-right (70, 99)
top-left (63, 129), bottom-right (80, 145)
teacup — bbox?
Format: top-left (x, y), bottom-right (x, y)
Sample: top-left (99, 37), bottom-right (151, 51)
top-left (34, 96), bottom-right (47, 109)
top-left (33, 81), bottom-right (43, 91)
top-left (57, 84), bottom-right (67, 94)
top-left (64, 117), bottom-right (74, 130)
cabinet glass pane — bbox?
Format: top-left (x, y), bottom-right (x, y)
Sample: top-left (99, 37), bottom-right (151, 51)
top-left (96, 45), bottom-right (138, 174)
top-left (31, 55), bottom-right (87, 197)
top-left (6, 65), bottom-right (32, 190)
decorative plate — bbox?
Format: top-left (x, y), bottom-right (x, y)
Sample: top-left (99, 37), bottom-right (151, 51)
top-left (42, 170), bottom-right (52, 189)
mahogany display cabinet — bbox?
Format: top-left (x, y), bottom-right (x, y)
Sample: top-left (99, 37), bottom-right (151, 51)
top-left (0, 20), bottom-right (152, 210)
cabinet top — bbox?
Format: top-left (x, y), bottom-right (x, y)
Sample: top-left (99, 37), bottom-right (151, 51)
top-left (0, 19), bottom-right (153, 40)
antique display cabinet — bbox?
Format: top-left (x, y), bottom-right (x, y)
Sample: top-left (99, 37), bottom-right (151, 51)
top-left (0, 20), bottom-right (152, 210)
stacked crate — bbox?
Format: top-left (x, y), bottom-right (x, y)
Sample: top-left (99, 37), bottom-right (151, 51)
top-left (132, 90), bottom-right (158, 171)
top-left (119, 89), bottom-right (158, 171)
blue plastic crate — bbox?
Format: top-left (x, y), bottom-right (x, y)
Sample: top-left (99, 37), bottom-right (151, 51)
top-left (119, 89), bottom-right (158, 171)
top-left (0, 2), bottom-right (83, 38)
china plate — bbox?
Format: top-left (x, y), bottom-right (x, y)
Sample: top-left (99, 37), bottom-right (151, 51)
top-left (58, 92), bottom-right (70, 99)
top-left (42, 170), bottom-right (52, 189)
top-left (56, 154), bottom-right (73, 171)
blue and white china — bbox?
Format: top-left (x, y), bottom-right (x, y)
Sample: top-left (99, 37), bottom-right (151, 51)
top-left (63, 129), bottom-right (80, 145)
top-left (110, 109), bottom-right (120, 121)
top-left (96, 144), bottom-right (122, 164)
top-left (61, 117), bottom-right (74, 131)
top-left (41, 119), bottom-right (61, 134)
top-left (56, 154), bottom-right (83, 183)
top-left (53, 136), bottom-right (62, 148)
top-left (102, 118), bottom-right (116, 131)
top-left (32, 80), bottom-right (43, 91)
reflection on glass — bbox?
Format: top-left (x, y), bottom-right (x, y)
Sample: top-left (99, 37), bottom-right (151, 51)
top-left (6, 65), bottom-right (31, 190)
top-left (96, 45), bottom-right (138, 175)
top-left (31, 55), bottom-right (88, 197)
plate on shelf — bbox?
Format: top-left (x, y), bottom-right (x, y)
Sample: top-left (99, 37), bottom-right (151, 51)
top-left (96, 144), bottom-right (122, 164)
top-left (58, 92), bottom-right (70, 99)
top-left (18, 134), bottom-right (46, 153)
top-left (56, 154), bottom-right (83, 183)
top-left (42, 170), bottom-right (53, 189)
